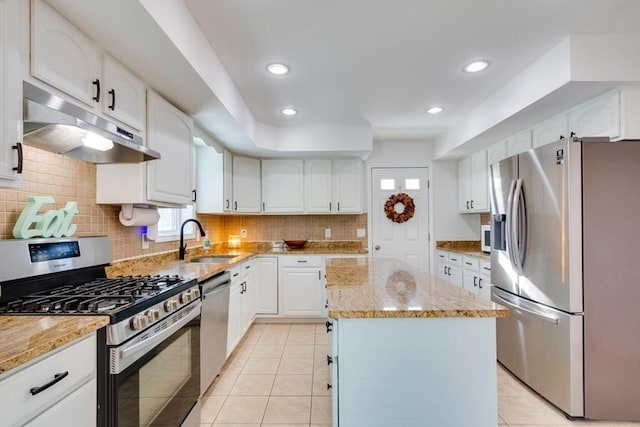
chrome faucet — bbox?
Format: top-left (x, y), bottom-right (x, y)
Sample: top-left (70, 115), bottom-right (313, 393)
top-left (179, 218), bottom-right (206, 260)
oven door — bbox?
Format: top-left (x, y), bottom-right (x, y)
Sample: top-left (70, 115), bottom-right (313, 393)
top-left (106, 301), bottom-right (201, 427)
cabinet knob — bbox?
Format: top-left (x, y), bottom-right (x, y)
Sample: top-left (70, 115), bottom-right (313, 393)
top-left (374, 245), bottom-right (380, 250)
top-left (327, 383), bottom-right (333, 390)
top-left (327, 355), bottom-right (334, 365)
top-left (325, 320), bottom-right (333, 333)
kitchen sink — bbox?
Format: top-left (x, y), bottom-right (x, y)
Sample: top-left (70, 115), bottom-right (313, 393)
top-left (189, 255), bottom-right (238, 264)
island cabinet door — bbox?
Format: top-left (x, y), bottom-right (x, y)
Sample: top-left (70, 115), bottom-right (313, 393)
top-left (335, 318), bottom-right (498, 427)
top-left (327, 318), bottom-right (339, 427)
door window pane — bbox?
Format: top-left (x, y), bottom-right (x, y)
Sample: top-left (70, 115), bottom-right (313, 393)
top-left (405, 179), bottom-right (420, 190)
top-left (380, 179), bottom-right (395, 190)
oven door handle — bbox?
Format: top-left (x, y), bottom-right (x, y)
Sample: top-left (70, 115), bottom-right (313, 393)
top-left (119, 301), bottom-right (201, 361)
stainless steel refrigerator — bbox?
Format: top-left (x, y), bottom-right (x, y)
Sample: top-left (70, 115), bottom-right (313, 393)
top-left (490, 138), bottom-right (640, 421)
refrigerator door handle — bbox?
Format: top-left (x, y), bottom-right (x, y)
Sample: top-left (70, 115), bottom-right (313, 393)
top-left (511, 179), bottom-right (527, 275)
top-left (505, 179), bottom-right (518, 272)
top-left (494, 294), bottom-right (559, 324)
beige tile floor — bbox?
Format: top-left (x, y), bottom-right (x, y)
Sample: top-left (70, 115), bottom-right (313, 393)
top-left (200, 323), bottom-right (640, 427)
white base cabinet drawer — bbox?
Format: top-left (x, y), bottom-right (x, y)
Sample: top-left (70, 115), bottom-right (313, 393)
top-left (25, 378), bottom-right (96, 427)
top-left (279, 255), bottom-right (323, 268)
top-left (0, 334), bottom-right (96, 427)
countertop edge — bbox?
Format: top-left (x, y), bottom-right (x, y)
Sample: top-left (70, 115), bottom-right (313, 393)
top-left (328, 308), bottom-right (509, 319)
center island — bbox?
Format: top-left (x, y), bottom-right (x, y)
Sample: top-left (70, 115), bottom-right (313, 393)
top-left (324, 256), bottom-right (508, 427)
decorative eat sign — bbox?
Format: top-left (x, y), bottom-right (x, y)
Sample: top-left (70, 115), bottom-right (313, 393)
top-left (13, 196), bottom-right (78, 239)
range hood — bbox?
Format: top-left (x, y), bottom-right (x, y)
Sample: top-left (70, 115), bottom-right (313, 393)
top-left (23, 81), bottom-right (160, 163)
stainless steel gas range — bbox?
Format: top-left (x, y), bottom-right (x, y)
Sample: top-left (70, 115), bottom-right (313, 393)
top-left (0, 236), bottom-right (201, 427)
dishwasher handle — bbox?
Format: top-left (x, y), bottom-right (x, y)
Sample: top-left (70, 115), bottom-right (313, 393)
top-left (200, 271), bottom-right (231, 295)
top-left (203, 281), bottom-right (230, 299)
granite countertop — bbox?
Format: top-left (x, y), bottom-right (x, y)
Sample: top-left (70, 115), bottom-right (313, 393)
top-left (435, 240), bottom-right (490, 260)
top-left (0, 316), bottom-right (109, 376)
top-left (325, 257), bottom-right (508, 319)
top-left (0, 241), bottom-right (366, 376)
top-left (442, 248), bottom-right (491, 260)
top-left (107, 241), bottom-right (368, 283)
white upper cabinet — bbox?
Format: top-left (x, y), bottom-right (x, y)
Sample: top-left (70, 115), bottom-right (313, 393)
top-left (304, 159), bottom-right (333, 213)
top-left (487, 140), bottom-right (507, 165)
top-left (532, 113), bottom-right (568, 148)
top-left (262, 159), bottom-right (304, 213)
top-left (570, 89), bottom-right (622, 140)
top-left (458, 150), bottom-right (489, 213)
top-left (332, 159), bottom-right (363, 213)
top-left (195, 144), bottom-right (223, 213)
top-left (506, 129), bottom-right (532, 157)
top-left (96, 91), bottom-right (194, 206)
top-left (101, 55), bottom-right (146, 131)
top-left (305, 159), bottom-right (363, 213)
top-left (0, 0), bottom-right (23, 188)
top-left (223, 149), bottom-right (233, 211)
top-left (196, 145), bottom-right (233, 214)
top-left (31, 0), bottom-right (99, 107)
top-left (146, 90), bottom-right (194, 205)
top-left (232, 155), bottom-right (261, 213)
top-left (30, 0), bottom-right (145, 131)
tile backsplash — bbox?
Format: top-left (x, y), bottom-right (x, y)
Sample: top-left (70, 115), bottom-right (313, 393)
top-left (0, 146), bottom-right (367, 261)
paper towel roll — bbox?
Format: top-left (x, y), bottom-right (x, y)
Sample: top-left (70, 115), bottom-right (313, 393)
top-left (119, 207), bottom-right (160, 227)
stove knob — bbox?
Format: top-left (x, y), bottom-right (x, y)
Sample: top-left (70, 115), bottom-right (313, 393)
top-left (147, 308), bottom-right (161, 322)
top-left (130, 313), bottom-right (149, 331)
top-left (179, 290), bottom-right (192, 304)
top-left (191, 287), bottom-right (201, 300)
top-left (163, 298), bottom-right (179, 312)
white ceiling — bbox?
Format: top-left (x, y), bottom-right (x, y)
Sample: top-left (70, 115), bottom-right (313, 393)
top-left (182, 0), bottom-right (640, 141)
top-left (46, 0), bottom-right (640, 157)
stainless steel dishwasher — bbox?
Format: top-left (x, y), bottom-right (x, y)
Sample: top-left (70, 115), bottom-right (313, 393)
top-left (200, 271), bottom-right (231, 396)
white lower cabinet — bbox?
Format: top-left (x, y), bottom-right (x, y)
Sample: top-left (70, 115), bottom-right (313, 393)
top-left (279, 255), bottom-right (325, 317)
top-left (256, 256), bottom-right (278, 314)
top-left (329, 317), bottom-right (498, 426)
top-left (438, 250), bottom-right (492, 299)
top-left (0, 333), bottom-right (97, 427)
top-left (240, 260), bottom-right (257, 334)
top-left (227, 271), bottom-right (243, 358)
top-left (227, 261), bottom-right (257, 357)
top-left (436, 250), bottom-right (463, 287)
top-left (26, 378), bottom-right (96, 427)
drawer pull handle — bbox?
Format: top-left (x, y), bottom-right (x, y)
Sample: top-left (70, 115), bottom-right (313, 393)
top-left (327, 355), bottom-right (334, 365)
top-left (297, 260), bottom-right (308, 263)
top-left (30, 371), bottom-right (69, 396)
top-left (465, 261), bottom-right (472, 265)
top-left (325, 320), bottom-right (333, 333)
top-left (327, 383), bottom-right (333, 390)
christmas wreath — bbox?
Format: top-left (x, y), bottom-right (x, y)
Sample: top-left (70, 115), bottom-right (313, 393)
top-left (384, 192), bottom-right (415, 223)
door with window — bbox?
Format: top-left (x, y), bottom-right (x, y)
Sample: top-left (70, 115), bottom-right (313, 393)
top-left (371, 168), bottom-right (430, 271)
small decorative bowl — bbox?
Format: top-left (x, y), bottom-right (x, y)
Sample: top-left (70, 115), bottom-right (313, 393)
top-left (283, 239), bottom-right (308, 249)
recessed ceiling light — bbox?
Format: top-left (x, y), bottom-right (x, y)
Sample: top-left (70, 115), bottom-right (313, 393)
top-left (426, 106), bottom-right (444, 114)
top-left (280, 107), bottom-right (298, 116)
top-left (464, 60), bottom-right (489, 73)
top-left (266, 63), bottom-right (289, 75)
